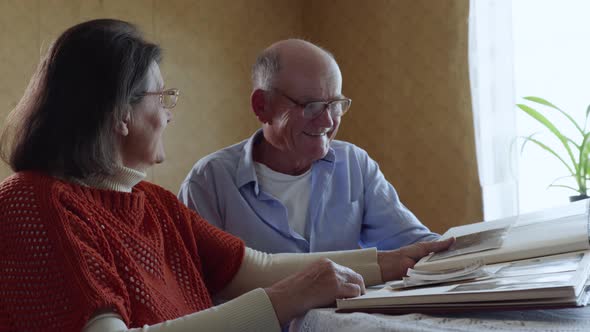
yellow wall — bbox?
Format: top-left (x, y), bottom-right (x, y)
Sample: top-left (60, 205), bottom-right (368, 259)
top-left (0, 0), bottom-right (481, 232)
top-left (303, 0), bottom-right (482, 232)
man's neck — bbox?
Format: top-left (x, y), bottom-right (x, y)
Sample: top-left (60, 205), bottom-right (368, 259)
top-left (252, 136), bottom-right (312, 176)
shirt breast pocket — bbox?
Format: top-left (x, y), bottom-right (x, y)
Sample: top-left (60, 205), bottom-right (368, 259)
top-left (321, 200), bottom-right (363, 242)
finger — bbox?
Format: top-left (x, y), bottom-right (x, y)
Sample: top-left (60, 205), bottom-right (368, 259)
top-left (427, 237), bottom-right (455, 252)
top-left (413, 237), bottom-right (454, 256)
top-left (351, 272), bottom-right (366, 295)
top-left (400, 256), bottom-right (418, 273)
top-left (402, 237), bottom-right (455, 260)
top-left (337, 267), bottom-right (366, 295)
top-left (339, 282), bottom-right (362, 298)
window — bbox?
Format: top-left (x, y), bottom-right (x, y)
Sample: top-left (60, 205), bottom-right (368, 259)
top-left (513, 0), bottom-right (590, 214)
top-left (470, 0), bottom-right (590, 219)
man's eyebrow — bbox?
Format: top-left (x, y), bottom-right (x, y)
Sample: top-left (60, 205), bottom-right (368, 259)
top-left (296, 91), bottom-right (344, 101)
top-left (305, 94), bottom-right (346, 102)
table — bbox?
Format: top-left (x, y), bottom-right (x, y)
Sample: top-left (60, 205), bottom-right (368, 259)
top-left (291, 306), bottom-right (590, 332)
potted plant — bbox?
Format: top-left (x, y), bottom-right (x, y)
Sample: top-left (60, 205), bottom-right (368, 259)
top-left (517, 97), bottom-right (590, 202)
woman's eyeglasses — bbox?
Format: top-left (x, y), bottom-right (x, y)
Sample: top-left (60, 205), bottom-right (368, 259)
top-left (142, 88), bottom-right (180, 109)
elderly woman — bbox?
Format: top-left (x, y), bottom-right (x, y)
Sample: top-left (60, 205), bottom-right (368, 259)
top-left (0, 19), bottom-right (452, 331)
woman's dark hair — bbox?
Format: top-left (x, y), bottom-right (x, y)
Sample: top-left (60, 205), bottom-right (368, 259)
top-left (0, 19), bottom-right (162, 178)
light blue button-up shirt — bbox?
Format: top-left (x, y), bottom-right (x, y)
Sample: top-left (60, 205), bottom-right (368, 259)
top-left (178, 130), bottom-right (439, 253)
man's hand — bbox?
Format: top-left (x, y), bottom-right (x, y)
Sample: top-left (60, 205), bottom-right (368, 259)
top-left (264, 258), bottom-right (365, 326)
top-left (264, 238), bottom-right (454, 326)
top-left (377, 238), bottom-right (455, 281)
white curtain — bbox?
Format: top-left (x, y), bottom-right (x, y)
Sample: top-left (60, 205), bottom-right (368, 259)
top-left (469, 0), bottom-right (519, 220)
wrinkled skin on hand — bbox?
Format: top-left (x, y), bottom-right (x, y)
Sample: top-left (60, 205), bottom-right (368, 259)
top-left (265, 238), bottom-right (454, 326)
top-left (377, 237), bottom-right (455, 281)
top-left (265, 258), bottom-right (365, 326)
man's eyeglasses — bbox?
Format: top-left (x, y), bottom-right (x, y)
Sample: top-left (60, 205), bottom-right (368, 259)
top-left (142, 88), bottom-right (180, 109)
top-left (271, 88), bottom-right (352, 119)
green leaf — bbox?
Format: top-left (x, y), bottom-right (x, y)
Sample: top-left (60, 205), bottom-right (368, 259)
top-left (575, 133), bottom-right (590, 191)
top-left (549, 175), bottom-right (575, 184)
top-left (548, 175), bottom-right (575, 191)
top-left (548, 184), bottom-right (583, 194)
top-left (567, 137), bottom-right (581, 150)
top-left (520, 132), bottom-right (539, 154)
top-left (521, 136), bottom-right (575, 176)
top-left (524, 96), bottom-right (584, 135)
top-left (524, 96), bottom-right (560, 109)
top-left (581, 133), bottom-right (590, 173)
top-left (517, 104), bottom-right (578, 173)
top-left (548, 174), bottom-right (585, 195)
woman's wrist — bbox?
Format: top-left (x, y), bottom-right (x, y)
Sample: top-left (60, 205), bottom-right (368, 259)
top-left (264, 286), bottom-right (297, 327)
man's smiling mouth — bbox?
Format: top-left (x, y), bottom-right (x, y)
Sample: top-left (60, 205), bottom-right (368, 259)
top-left (304, 129), bottom-right (330, 137)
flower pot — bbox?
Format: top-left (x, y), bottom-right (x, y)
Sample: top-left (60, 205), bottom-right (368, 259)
top-left (569, 194), bottom-right (589, 203)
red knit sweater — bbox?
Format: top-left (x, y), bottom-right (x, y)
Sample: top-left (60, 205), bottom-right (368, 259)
top-left (0, 171), bottom-right (245, 331)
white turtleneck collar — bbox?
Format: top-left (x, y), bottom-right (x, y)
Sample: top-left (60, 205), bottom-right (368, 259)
top-left (69, 165), bottom-right (146, 193)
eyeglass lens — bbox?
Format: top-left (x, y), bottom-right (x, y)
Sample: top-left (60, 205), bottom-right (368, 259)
top-left (303, 100), bottom-right (350, 119)
top-left (162, 94), bottom-right (177, 108)
top-left (161, 90), bottom-right (179, 108)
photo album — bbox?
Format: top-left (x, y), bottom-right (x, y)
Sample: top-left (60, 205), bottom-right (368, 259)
top-left (337, 199), bottom-right (590, 314)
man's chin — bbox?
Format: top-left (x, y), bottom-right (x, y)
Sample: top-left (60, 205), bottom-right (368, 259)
top-left (309, 146), bottom-right (330, 161)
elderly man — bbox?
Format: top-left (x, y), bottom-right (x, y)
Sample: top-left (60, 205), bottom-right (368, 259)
top-left (179, 39), bottom-right (439, 253)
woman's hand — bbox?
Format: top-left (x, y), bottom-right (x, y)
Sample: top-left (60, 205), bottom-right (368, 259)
top-left (264, 238), bottom-right (454, 326)
top-left (264, 258), bottom-right (365, 326)
top-left (377, 237), bottom-right (455, 281)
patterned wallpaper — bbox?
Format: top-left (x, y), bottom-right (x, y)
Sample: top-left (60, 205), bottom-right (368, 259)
top-left (0, 0), bottom-right (481, 232)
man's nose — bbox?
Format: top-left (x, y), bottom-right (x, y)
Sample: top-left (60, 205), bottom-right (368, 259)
top-left (313, 104), bottom-right (334, 126)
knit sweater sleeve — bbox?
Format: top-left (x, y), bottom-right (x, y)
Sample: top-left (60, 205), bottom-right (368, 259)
top-left (183, 202), bottom-right (245, 295)
top-left (146, 182), bottom-right (245, 295)
top-left (0, 173), bottom-right (130, 331)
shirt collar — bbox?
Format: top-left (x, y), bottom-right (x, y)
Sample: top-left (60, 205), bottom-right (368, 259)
top-left (322, 144), bottom-right (336, 163)
top-left (236, 129), bottom-right (336, 191)
top-left (236, 130), bottom-right (262, 191)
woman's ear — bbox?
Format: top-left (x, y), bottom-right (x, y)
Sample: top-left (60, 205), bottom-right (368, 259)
top-left (115, 111), bottom-right (131, 136)
top-left (251, 89), bottom-right (271, 124)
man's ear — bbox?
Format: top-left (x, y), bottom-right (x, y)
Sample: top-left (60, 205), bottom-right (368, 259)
top-left (115, 111), bottom-right (131, 136)
top-left (251, 89), bottom-right (271, 124)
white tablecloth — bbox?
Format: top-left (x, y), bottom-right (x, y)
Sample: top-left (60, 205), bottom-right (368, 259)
top-left (291, 306), bottom-right (590, 332)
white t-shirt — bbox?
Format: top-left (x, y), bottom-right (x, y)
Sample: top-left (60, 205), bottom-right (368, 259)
top-left (254, 162), bottom-right (311, 240)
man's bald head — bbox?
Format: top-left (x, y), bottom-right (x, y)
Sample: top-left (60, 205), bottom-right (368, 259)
top-left (251, 39), bottom-right (337, 91)
top-left (249, 39), bottom-right (347, 175)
